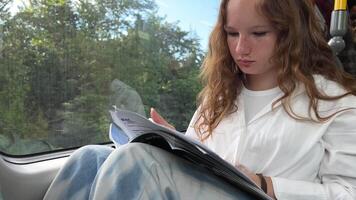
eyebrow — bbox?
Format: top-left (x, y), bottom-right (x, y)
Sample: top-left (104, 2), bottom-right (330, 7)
top-left (223, 25), bottom-right (234, 31)
top-left (224, 25), bottom-right (271, 30)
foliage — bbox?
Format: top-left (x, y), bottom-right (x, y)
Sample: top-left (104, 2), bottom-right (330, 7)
top-left (0, 0), bottom-right (204, 155)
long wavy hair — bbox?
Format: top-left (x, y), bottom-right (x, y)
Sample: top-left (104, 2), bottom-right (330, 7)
top-left (195, 0), bottom-right (356, 141)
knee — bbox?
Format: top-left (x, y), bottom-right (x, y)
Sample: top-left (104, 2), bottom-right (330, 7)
top-left (117, 143), bottom-right (156, 158)
top-left (67, 145), bottom-right (113, 166)
top-left (74, 145), bottom-right (112, 156)
top-left (97, 143), bottom-right (161, 179)
top-left (107, 143), bottom-right (157, 165)
top-left (122, 143), bottom-right (152, 153)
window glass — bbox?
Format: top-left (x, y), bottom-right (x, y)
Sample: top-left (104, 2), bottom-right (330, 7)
top-left (315, 0), bottom-right (356, 75)
top-left (1, 1), bottom-right (355, 156)
top-left (338, 2), bottom-right (356, 75)
top-left (0, 0), bottom-right (219, 156)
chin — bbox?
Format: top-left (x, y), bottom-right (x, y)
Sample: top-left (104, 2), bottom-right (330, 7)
top-left (239, 69), bottom-right (259, 75)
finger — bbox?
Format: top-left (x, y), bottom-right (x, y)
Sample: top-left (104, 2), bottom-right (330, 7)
top-left (150, 108), bottom-right (175, 129)
top-left (150, 108), bottom-right (166, 124)
top-left (236, 165), bottom-right (252, 175)
top-left (236, 165), bottom-right (260, 186)
top-left (236, 165), bottom-right (248, 171)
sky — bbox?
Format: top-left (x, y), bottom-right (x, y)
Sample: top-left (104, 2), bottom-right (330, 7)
top-left (155, 0), bottom-right (220, 50)
top-left (8, 0), bottom-right (221, 50)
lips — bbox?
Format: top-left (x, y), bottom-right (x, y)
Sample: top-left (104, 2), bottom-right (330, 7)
top-left (237, 59), bottom-right (255, 67)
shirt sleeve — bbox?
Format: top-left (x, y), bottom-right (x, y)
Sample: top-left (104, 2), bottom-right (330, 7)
top-left (271, 109), bottom-right (356, 200)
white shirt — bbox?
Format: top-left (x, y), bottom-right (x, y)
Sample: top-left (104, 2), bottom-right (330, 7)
top-left (186, 75), bottom-right (356, 200)
top-left (241, 85), bottom-right (282, 123)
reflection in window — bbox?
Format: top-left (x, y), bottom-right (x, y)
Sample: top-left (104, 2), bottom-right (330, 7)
top-left (0, 0), bottom-right (214, 155)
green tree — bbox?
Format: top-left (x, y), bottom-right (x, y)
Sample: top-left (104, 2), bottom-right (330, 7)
top-left (111, 13), bottom-right (203, 130)
top-left (0, 0), bottom-right (204, 154)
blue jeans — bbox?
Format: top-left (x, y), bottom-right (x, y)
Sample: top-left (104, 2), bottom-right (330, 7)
top-left (44, 143), bottom-right (253, 200)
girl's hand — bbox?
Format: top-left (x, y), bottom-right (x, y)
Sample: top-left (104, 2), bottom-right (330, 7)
top-left (236, 165), bottom-right (261, 188)
top-left (150, 108), bottom-right (175, 130)
top-left (236, 165), bottom-right (276, 199)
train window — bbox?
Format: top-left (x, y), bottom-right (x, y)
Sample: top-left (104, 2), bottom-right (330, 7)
top-left (338, 2), bottom-right (356, 75)
top-left (1, 0), bottom-right (355, 157)
top-left (315, 0), bottom-right (356, 75)
top-left (0, 0), bottom-right (219, 156)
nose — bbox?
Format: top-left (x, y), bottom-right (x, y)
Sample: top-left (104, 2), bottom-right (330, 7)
top-left (234, 36), bottom-right (251, 56)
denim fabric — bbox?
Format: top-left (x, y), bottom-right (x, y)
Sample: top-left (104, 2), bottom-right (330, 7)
top-left (44, 145), bottom-right (112, 200)
top-left (44, 143), bottom-right (254, 200)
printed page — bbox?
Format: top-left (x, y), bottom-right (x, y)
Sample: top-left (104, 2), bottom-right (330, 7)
top-left (109, 109), bottom-right (211, 153)
top-left (109, 109), bottom-right (272, 200)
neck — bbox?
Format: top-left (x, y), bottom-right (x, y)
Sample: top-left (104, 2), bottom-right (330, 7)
top-left (244, 74), bottom-right (278, 91)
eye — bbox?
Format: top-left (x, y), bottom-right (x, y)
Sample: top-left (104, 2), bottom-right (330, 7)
top-left (226, 31), bottom-right (239, 37)
top-left (253, 31), bottom-right (268, 37)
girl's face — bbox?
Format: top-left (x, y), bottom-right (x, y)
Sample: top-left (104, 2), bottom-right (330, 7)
top-left (225, 0), bottom-right (278, 90)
